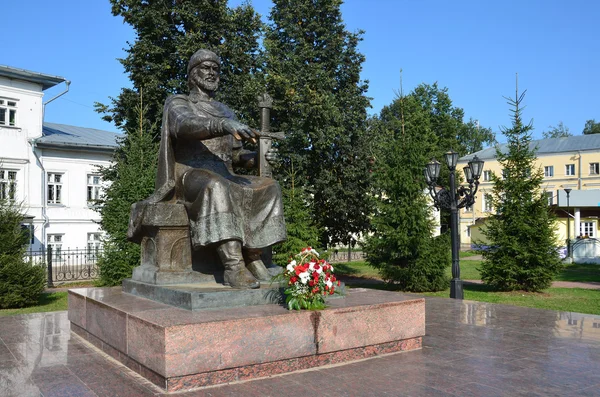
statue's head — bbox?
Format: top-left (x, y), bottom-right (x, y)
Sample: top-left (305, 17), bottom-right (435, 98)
top-left (188, 49), bottom-right (221, 94)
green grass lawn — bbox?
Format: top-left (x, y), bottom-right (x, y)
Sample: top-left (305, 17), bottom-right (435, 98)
top-left (556, 263), bottom-right (600, 283)
top-left (459, 251), bottom-right (481, 258)
top-left (337, 260), bottom-right (600, 284)
top-left (420, 285), bottom-right (600, 315)
top-left (0, 292), bottom-right (68, 317)
top-left (334, 261), bottom-right (380, 279)
top-left (338, 259), bottom-right (600, 315)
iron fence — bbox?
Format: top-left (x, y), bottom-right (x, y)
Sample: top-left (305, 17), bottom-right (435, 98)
top-left (26, 247), bottom-right (101, 285)
top-left (327, 250), bottom-right (366, 263)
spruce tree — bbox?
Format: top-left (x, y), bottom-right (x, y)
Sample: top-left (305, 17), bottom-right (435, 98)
top-left (0, 200), bottom-right (45, 308)
top-left (272, 165), bottom-right (322, 265)
top-left (96, 93), bottom-right (158, 285)
top-left (480, 88), bottom-right (562, 291)
top-left (264, 0), bottom-right (373, 249)
top-left (364, 92), bottom-right (450, 291)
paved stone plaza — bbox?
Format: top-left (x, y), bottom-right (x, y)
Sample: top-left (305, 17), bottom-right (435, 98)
top-left (1, 296), bottom-right (599, 396)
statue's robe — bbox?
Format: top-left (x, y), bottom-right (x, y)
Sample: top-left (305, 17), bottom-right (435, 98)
top-left (128, 91), bottom-right (286, 249)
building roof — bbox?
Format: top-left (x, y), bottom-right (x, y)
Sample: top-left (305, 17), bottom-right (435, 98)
top-left (0, 65), bottom-right (66, 90)
top-left (38, 122), bottom-right (120, 152)
top-left (460, 134), bottom-right (600, 162)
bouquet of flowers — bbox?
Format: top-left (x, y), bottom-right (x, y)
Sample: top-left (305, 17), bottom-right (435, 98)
top-left (280, 247), bottom-right (340, 310)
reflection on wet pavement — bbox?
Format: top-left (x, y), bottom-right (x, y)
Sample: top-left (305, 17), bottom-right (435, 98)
top-left (1, 297), bottom-right (599, 396)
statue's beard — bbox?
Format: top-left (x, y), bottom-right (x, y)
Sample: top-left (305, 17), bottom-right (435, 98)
top-left (197, 77), bottom-right (219, 93)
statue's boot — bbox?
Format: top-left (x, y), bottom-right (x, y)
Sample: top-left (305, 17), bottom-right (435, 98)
top-left (217, 240), bottom-right (260, 289)
top-left (245, 248), bottom-right (271, 281)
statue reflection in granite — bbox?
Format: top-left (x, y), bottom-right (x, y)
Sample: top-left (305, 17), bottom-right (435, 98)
top-left (127, 49), bottom-right (286, 289)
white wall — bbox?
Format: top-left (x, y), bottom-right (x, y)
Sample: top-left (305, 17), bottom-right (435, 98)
top-left (1, 75), bottom-right (113, 251)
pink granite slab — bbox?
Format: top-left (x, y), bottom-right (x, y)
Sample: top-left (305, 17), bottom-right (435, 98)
top-left (68, 287), bottom-right (425, 392)
top-left (85, 298), bottom-right (128, 352)
top-left (67, 292), bottom-right (86, 328)
top-left (126, 315), bottom-right (166, 375)
top-left (317, 298), bottom-right (425, 353)
top-left (162, 311), bottom-right (316, 377)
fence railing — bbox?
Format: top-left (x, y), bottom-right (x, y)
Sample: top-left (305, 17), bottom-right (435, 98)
top-left (327, 250), bottom-right (366, 263)
top-left (26, 247), bottom-right (101, 285)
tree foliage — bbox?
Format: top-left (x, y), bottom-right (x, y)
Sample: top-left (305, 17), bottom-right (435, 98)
top-left (96, 95), bottom-right (159, 285)
top-left (542, 121), bottom-right (571, 139)
top-left (97, 0), bottom-right (265, 136)
top-left (273, 165), bottom-right (322, 265)
top-left (480, 88), bottom-right (563, 292)
top-left (409, 83), bottom-right (495, 158)
top-left (265, 0), bottom-right (373, 248)
top-left (583, 119), bottom-right (600, 135)
top-left (0, 200), bottom-right (45, 308)
top-left (364, 91), bottom-right (450, 292)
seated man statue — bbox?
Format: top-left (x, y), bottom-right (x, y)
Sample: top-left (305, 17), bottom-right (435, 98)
top-left (128, 49), bottom-right (286, 289)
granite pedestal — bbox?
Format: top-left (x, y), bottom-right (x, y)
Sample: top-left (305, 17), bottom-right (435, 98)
top-left (68, 287), bottom-right (425, 392)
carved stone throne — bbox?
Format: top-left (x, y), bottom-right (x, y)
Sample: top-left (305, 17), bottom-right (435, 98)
top-left (130, 202), bottom-right (221, 285)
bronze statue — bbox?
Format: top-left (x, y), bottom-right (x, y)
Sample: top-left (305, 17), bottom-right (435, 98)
top-left (128, 49), bottom-right (286, 289)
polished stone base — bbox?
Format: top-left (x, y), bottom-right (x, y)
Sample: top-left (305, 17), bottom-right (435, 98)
top-left (122, 278), bottom-right (346, 310)
top-left (68, 287), bottom-right (425, 392)
top-left (123, 279), bottom-right (286, 310)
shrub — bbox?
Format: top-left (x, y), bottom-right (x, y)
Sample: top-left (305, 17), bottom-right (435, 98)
top-left (0, 200), bottom-right (46, 309)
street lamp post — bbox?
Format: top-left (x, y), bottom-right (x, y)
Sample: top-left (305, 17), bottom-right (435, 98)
top-left (424, 151), bottom-right (484, 299)
top-left (564, 188), bottom-right (572, 259)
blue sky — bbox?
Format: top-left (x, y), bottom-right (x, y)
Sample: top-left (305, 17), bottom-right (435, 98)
top-left (4, 0), bottom-right (599, 142)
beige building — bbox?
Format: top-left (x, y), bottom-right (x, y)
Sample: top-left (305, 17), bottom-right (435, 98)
top-left (458, 134), bottom-right (600, 255)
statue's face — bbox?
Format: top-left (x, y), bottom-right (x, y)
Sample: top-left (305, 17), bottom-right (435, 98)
top-left (191, 61), bottom-right (220, 93)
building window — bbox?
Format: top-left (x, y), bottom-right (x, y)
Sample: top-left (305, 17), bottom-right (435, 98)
top-left (21, 224), bottom-right (34, 245)
top-left (483, 194), bottom-right (493, 212)
top-left (0, 169), bottom-right (17, 200)
top-left (464, 205), bottom-right (473, 213)
top-left (568, 319), bottom-right (577, 326)
top-left (483, 170), bottom-right (492, 181)
top-left (565, 164), bottom-right (575, 176)
top-left (87, 175), bottom-right (102, 204)
top-left (545, 191), bottom-right (554, 206)
top-left (580, 222), bottom-right (597, 238)
top-left (0, 98), bottom-right (17, 127)
top-left (544, 166), bottom-right (554, 177)
top-left (590, 163), bottom-right (599, 175)
top-left (47, 234), bottom-right (63, 261)
top-left (87, 233), bottom-right (102, 260)
top-left (47, 173), bottom-right (63, 204)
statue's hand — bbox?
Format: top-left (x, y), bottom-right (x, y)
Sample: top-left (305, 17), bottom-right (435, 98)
top-left (221, 119), bottom-right (259, 143)
top-left (265, 147), bottom-right (280, 166)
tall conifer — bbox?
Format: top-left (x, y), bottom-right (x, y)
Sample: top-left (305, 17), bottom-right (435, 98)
top-left (264, 0), bottom-right (373, 248)
top-left (480, 87), bottom-right (562, 291)
top-left (364, 91), bottom-right (450, 291)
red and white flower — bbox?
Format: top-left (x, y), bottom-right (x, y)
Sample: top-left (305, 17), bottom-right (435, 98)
top-left (279, 247), bottom-right (340, 310)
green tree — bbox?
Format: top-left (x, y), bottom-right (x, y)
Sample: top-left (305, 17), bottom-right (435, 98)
top-left (543, 121), bottom-right (571, 139)
top-left (480, 88), bottom-right (563, 292)
top-left (364, 91), bottom-right (450, 291)
top-left (96, 94), bottom-right (159, 285)
top-left (0, 200), bottom-right (45, 308)
top-left (97, 0), bottom-right (265, 137)
top-left (272, 165), bottom-right (322, 265)
top-left (583, 119), bottom-right (600, 135)
top-left (264, 0), bottom-right (373, 249)
top-left (410, 83), bottom-right (495, 157)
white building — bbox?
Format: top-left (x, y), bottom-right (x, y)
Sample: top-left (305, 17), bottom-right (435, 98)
top-left (0, 65), bottom-right (118, 253)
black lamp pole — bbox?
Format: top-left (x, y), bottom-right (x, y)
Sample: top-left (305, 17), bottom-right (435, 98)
top-left (564, 188), bottom-right (572, 259)
top-left (425, 152), bottom-right (484, 299)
